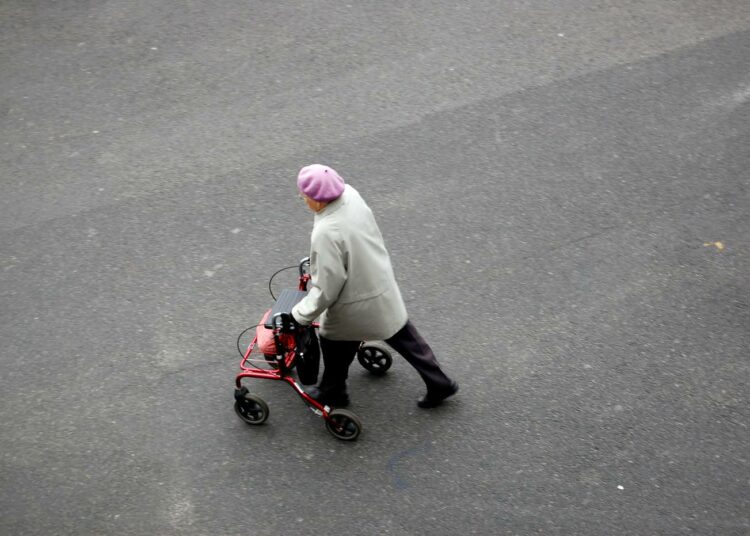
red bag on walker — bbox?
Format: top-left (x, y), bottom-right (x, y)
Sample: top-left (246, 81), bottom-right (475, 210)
top-left (255, 308), bottom-right (320, 385)
top-left (256, 309), bottom-right (294, 356)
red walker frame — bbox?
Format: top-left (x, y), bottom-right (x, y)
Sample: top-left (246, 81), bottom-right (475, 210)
top-left (234, 272), bottom-right (327, 411)
top-left (233, 259), bottom-right (392, 440)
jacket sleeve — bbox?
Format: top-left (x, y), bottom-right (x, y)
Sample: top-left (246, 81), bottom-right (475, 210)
top-left (292, 227), bottom-right (347, 325)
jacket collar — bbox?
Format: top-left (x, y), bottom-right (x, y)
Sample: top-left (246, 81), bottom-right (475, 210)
top-left (315, 185), bottom-right (349, 220)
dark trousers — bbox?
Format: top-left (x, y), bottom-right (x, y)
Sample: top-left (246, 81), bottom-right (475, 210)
top-left (318, 320), bottom-right (453, 393)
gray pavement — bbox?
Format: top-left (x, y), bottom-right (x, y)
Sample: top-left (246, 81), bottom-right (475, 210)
top-left (1, 2), bottom-right (749, 535)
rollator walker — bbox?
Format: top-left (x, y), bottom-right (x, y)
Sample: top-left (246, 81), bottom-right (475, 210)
top-left (234, 257), bottom-right (393, 441)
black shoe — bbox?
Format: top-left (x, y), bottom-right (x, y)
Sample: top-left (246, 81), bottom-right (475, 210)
top-left (417, 380), bottom-right (459, 408)
top-left (305, 386), bottom-right (350, 408)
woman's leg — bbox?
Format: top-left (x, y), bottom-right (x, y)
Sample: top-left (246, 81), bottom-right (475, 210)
top-left (314, 336), bottom-right (361, 404)
top-left (385, 320), bottom-right (458, 406)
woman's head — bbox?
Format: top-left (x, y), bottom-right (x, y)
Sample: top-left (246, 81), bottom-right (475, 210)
top-left (297, 164), bottom-right (345, 204)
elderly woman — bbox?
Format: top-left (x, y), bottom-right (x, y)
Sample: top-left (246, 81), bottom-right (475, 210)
top-left (291, 164), bottom-right (458, 408)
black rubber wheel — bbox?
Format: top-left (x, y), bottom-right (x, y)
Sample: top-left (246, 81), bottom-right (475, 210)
top-left (357, 345), bottom-right (392, 376)
top-left (234, 393), bottom-right (269, 425)
top-left (325, 409), bottom-right (362, 441)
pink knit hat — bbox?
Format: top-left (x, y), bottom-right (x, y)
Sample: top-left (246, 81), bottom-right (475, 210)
top-left (297, 164), bottom-right (345, 202)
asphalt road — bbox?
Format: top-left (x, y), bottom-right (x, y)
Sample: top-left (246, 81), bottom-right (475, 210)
top-left (1, 2), bottom-right (749, 535)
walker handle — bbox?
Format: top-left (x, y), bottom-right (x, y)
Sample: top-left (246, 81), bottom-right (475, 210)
top-left (272, 312), bottom-right (296, 332)
top-left (299, 256), bottom-right (311, 276)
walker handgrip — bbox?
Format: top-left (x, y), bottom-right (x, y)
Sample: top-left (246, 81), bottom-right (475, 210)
top-left (299, 256), bottom-right (310, 276)
top-left (272, 312), bottom-right (294, 332)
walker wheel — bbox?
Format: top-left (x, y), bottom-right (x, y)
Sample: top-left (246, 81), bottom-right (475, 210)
top-left (234, 393), bottom-right (269, 425)
top-left (357, 345), bottom-right (392, 376)
top-left (325, 409), bottom-right (362, 441)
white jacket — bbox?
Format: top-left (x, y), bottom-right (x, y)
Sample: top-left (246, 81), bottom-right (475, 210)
top-left (292, 185), bottom-right (408, 341)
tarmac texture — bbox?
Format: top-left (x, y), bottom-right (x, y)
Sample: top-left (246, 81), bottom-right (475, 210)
top-left (1, 1), bottom-right (749, 535)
